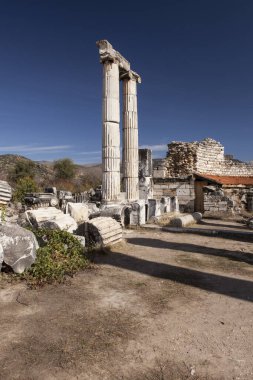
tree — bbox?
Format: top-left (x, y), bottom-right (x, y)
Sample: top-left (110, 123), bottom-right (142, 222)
top-left (13, 177), bottom-right (39, 203)
top-left (9, 160), bottom-right (36, 183)
top-left (53, 158), bottom-right (76, 180)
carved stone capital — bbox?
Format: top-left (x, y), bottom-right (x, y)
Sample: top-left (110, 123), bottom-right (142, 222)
top-left (120, 70), bottom-right (141, 83)
top-left (96, 40), bottom-right (130, 71)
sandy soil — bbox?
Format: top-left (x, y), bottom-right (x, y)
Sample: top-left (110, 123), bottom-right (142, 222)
top-left (1, 229), bottom-right (253, 380)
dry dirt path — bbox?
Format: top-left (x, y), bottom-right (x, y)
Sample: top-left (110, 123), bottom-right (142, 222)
top-left (1, 229), bottom-right (253, 380)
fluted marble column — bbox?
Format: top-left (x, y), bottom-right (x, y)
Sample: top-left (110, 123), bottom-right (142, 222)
top-left (102, 61), bottom-right (121, 202)
top-left (122, 73), bottom-right (140, 201)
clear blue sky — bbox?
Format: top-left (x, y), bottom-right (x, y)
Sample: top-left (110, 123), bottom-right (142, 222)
top-left (0, 0), bottom-right (252, 163)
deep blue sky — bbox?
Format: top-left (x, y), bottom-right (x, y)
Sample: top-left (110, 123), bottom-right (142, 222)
top-left (0, 0), bottom-right (252, 163)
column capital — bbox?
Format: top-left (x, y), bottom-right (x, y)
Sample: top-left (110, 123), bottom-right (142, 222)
top-left (120, 69), bottom-right (141, 83)
top-left (96, 40), bottom-right (130, 71)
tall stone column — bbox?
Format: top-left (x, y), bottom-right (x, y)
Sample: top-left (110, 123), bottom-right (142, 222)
top-left (122, 72), bottom-right (141, 201)
top-left (102, 60), bottom-right (121, 202)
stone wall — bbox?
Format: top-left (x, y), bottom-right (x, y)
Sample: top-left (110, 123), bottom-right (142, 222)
top-left (163, 138), bottom-right (253, 177)
top-left (153, 178), bottom-right (195, 212)
top-left (204, 187), bottom-right (253, 215)
top-left (204, 194), bottom-right (233, 215)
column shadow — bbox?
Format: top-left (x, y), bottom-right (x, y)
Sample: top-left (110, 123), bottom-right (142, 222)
top-left (127, 237), bottom-right (253, 265)
top-left (92, 249), bottom-right (253, 303)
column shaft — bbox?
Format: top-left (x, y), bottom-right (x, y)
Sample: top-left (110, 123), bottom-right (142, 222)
top-left (102, 61), bottom-right (121, 202)
top-left (122, 78), bottom-right (139, 201)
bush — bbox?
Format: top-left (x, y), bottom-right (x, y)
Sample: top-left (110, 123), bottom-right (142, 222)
top-left (53, 158), bottom-right (76, 180)
top-left (13, 177), bottom-right (39, 203)
top-left (22, 229), bottom-right (89, 286)
top-left (9, 160), bottom-right (36, 183)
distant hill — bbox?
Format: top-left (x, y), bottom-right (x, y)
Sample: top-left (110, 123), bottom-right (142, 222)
top-left (0, 154), bottom-right (53, 183)
top-left (0, 155), bottom-right (102, 187)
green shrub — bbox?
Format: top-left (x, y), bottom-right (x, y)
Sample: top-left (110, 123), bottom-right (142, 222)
top-left (13, 177), bottom-right (39, 203)
top-left (9, 160), bottom-right (36, 183)
top-left (53, 158), bottom-right (76, 180)
top-left (22, 229), bottom-right (89, 286)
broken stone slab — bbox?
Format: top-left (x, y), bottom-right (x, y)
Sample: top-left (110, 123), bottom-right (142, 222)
top-left (99, 204), bottom-right (131, 227)
top-left (26, 207), bottom-right (77, 233)
top-left (88, 203), bottom-right (100, 216)
top-left (0, 223), bottom-right (38, 273)
top-left (66, 203), bottom-right (89, 224)
top-left (130, 200), bottom-right (146, 225)
top-left (170, 212), bottom-right (202, 228)
top-left (78, 217), bottom-right (122, 247)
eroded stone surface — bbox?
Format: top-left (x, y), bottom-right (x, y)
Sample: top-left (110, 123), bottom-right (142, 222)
top-left (83, 217), bottom-right (122, 246)
top-left (26, 207), bottom-right (77, 233)
top-left (67, 203), bottom-right (89, 224)
top-left (0, 223), bottom-right (38, 273)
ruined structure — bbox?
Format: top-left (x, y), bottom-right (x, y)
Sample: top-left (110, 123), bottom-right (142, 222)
top-left (153, 138), bottom-right (253, 214)
top-left (163, 138), bottom-right (253, 177)
top-left (139, 149), bottom-right (153, 200)
top-left (97, 40), bottom-right (141, 203)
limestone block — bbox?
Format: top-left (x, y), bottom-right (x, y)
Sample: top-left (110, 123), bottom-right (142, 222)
top-left (148, 199), bottom-right (161, 219)
top-left (170, 212), bottom-right (202, 228)
top-left (171, 197), bottom-right (179, 212)
top-left (177, 188), bottom-right (191, 197)
top-left (0, 223), bottom-right (38, 273)
top-left (99, 204), bottom-right (131, 227)
top-left (67, 203), bottom-right (89, 224)
top-left (130, 200), bottom-right (146, 225)
top-left (26, 207), bottom-right (77, 233)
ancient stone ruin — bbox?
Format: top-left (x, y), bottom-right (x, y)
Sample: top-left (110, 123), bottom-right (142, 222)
top-left (153, 138), bottom-right (253, 214)
top-left (97, 40), bottom-right (141, 203)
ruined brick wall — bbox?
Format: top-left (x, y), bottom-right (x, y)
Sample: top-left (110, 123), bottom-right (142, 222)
top-left (165, 142), bottom-right (198, 177)
top-left (164, 138), bottom-right (253, 177)
top-left (204, 194), bottom-right (233, 215)
top-left (153, 178), bottom-right (195, 212)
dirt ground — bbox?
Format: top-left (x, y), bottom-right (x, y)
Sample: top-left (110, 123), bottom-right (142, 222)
top-left (1, 228), bottom-right (253, 380)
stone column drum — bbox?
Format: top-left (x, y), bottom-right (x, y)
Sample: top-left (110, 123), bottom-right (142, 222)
top-left (122, 73), bottom-right (140, 201)
top-left (102, 61), bottom-right (121, 202)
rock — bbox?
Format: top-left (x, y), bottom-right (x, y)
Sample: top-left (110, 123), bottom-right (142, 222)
top-left (0, 223), bottom-right (38, 273)
top-left (26, 207), bottom-right (77, 233)
top-left (67, 203), bottom-right (89, 224)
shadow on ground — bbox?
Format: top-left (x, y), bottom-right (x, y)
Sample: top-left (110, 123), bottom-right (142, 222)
top-left (92, 244), bottom-right (253, 303)
top-left (127, 237), bottom-right (253, 265)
